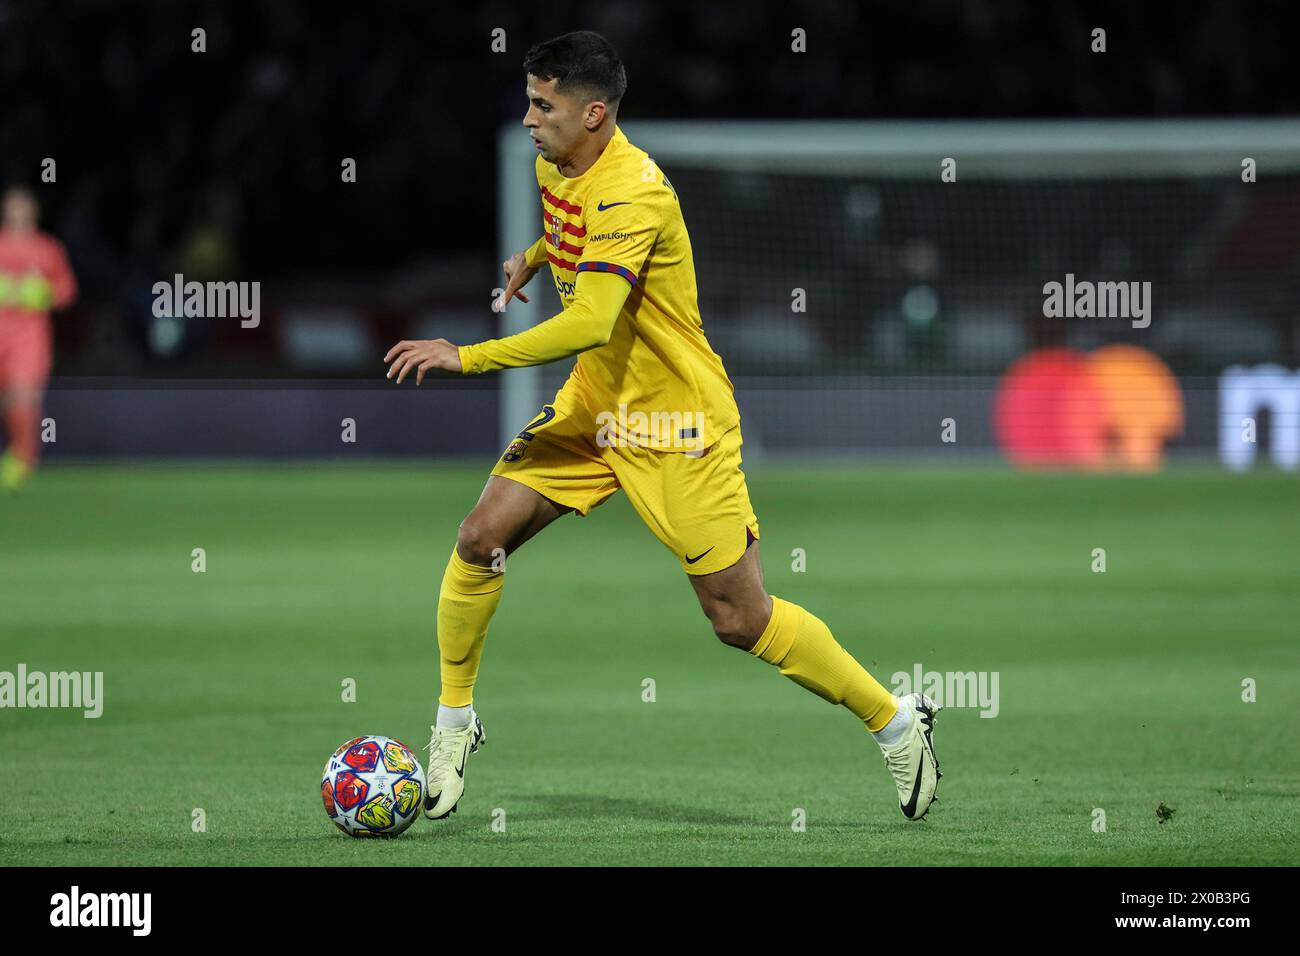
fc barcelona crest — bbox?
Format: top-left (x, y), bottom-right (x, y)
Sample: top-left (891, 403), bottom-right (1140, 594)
top-left (502, 438), bottom-right (529, 463)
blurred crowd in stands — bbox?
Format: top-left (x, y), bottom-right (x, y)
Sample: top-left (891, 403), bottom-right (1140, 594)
top-left (0, 0), bottom-right (1293, 375)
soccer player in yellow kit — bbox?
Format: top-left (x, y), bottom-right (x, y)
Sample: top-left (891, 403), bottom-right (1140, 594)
top-left (385, 31), bottom-right (942, 823)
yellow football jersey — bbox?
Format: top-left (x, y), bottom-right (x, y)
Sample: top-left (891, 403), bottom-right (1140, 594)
top-left (525, 125), bottom-right (740, 452)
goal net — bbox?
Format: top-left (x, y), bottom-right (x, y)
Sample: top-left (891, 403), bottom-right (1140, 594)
top-left (499, 119), bottom-right (1300, 459)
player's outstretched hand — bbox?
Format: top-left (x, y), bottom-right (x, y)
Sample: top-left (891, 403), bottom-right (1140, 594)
top-left (384, 339), bottom-right (462, 384)
top-left (494, 251), bottom-right (539, 311)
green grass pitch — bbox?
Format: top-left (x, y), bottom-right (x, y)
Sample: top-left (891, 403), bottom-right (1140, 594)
top-left (2, 460), bottom-right (1297, 866)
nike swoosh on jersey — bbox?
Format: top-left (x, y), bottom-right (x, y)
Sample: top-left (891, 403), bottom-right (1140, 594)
top-left (597, 200), bottom-right (631, 211)
top-left (684, 547), bottom-right (715, 565)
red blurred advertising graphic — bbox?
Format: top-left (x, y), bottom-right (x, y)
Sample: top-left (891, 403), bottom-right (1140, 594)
top-left (993, 346), bottom-right (1184, 471)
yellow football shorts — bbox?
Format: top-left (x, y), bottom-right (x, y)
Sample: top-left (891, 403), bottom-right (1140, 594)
top-left (490, 384), bottom-right (760, 576)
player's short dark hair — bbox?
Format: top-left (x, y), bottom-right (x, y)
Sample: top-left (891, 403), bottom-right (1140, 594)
top-left (523, 31), bottom-right (626, 110)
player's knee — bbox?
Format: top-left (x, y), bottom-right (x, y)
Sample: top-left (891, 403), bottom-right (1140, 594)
top-left (455, 516), bottom-right (502, 567)
top-left (706, 603), bottom-right (759, 651)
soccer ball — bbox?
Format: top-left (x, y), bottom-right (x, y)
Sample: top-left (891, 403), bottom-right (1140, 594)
top-left (321, 735), bottom-right (425, 837)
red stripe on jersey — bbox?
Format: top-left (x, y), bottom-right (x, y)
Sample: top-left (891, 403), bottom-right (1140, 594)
top-left (541, 187), bottom-right (582, 215)
top-left (547, 251), bottom-right (579, 272)
top-left (547, 235), bottom-right (584, 256)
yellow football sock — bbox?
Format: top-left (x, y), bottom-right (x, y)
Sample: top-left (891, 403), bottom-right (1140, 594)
top-left (437, 547), bottom-right (504, 707)
top-left (749, 596), bottom-right (898, 731)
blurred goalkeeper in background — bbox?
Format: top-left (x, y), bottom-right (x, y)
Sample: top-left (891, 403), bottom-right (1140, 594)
top-left (386, 31), bottom-right (943, 825)
top-left (0, 187), bottom-right (77, 491)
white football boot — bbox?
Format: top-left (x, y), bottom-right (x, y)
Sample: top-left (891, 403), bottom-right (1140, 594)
top-left (424, 711), bottom-right (486, 820)
top-left (879, 692), bottom-right (942, 821)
